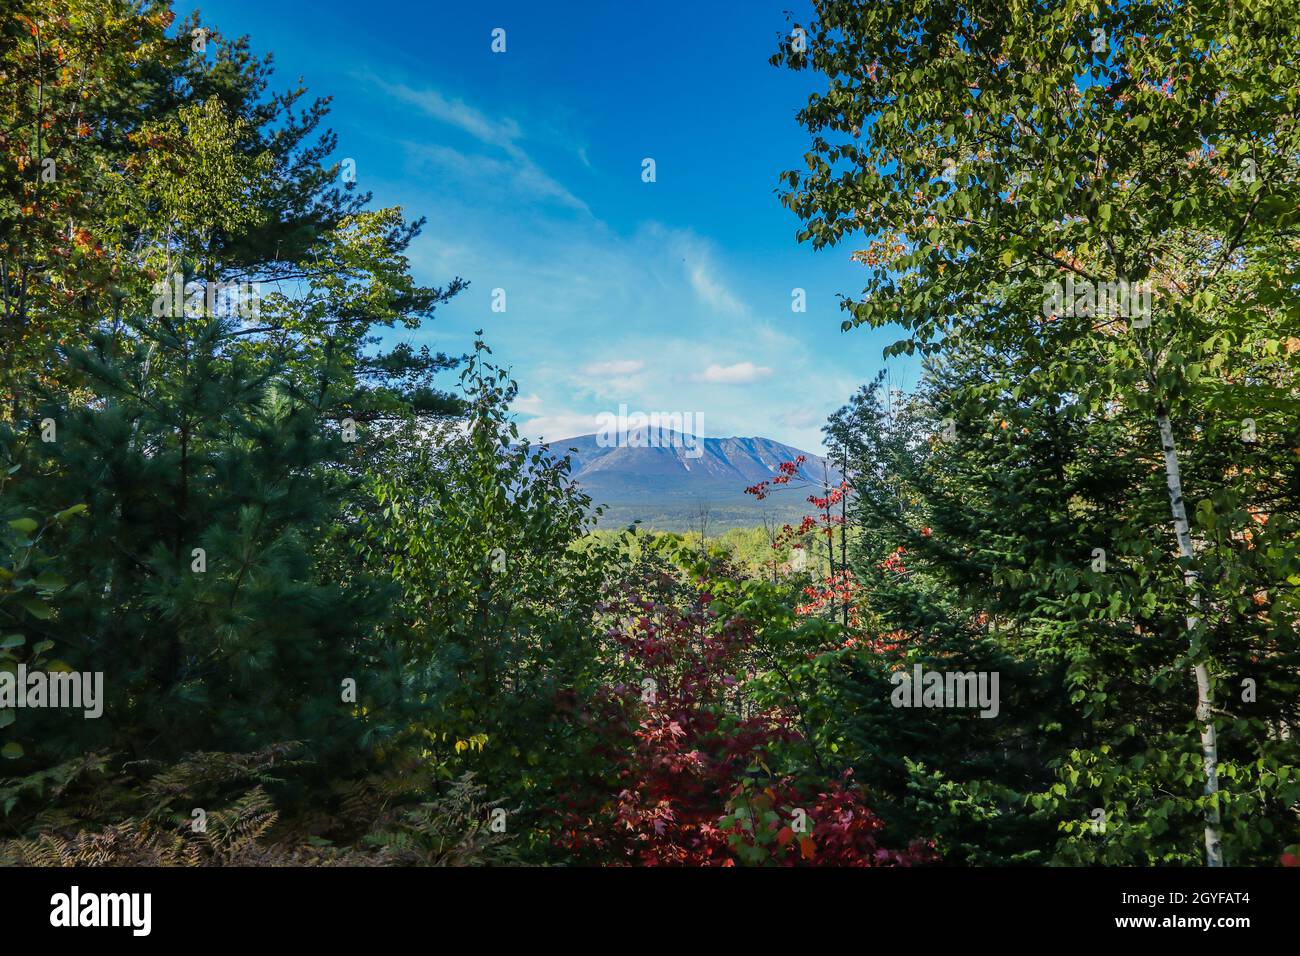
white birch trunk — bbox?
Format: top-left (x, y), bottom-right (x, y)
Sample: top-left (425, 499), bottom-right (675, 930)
top-left (1157, 411), bottom-right (1223, 866)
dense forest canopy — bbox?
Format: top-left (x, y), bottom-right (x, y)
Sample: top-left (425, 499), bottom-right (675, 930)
top-left (0, 0), bottom-right (1296, 870)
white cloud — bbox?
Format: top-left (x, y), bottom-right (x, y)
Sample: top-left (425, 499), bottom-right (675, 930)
top-left (510, 394), bottom-right (600, 442)
top-left (694, 362), bottom-right (774, 384)
top-left (512, 392), bottom-right (546, 415)
top-left (582, 359), bottom-right (644, 376)
top-left (517, 412), bottom-right (602, 443)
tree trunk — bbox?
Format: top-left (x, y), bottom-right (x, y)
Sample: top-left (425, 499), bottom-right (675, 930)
top-left (839, 458), bottom-right (849, 630)
top-left (1156, 409), bottom-right (1222, 867)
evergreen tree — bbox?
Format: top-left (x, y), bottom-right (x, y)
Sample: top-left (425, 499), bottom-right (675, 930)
top-left (823, 334), bottom-right (1300, 863)
top-left (4, 315), bottom-right (391, 778)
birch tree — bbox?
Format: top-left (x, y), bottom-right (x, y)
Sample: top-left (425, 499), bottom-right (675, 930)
top-left (776, 0), bottom-right (1300, 864)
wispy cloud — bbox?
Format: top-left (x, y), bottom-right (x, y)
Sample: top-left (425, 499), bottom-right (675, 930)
top-left (367, 74), bottom-right (590, 213)
top-left (582, 359), bottom-right (644, 376)
top-left (777, 406), bottom-right (825, 429)
top-left (374, 80), bottom-right (523, 150)
top-left (405, 142), bottom-right (588, 211)
top-left (686, 261), bottom-right (747, 317)
top-left (671, 232), bottom-right (748, 317)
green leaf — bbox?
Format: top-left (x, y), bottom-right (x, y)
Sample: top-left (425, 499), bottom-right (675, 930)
top-left (18, 599), bottom-right (52, 620)
top-left (55, 504), bottom-right (88, 523)
top-left (33, 572), bottom-right (66, 592)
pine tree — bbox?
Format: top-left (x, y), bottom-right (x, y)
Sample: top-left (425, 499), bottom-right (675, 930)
top-left (8, 314), bottom-right (391, 776)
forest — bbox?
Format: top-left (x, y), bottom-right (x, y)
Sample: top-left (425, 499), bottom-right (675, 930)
top-left (1, 0), bottom-right (1297, 870)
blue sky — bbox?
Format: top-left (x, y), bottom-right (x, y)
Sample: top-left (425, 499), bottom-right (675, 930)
top-left (188, 0), bottom-right (914, 452)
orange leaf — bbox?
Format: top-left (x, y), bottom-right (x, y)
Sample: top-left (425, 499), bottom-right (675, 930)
top-left (799, 835), bottom-right (816, 860)
top-left (777, 826), bottom-right (795, 848)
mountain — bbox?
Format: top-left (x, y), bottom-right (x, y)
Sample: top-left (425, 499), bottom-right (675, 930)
top-left (542, 431), bottom-right (842, 532)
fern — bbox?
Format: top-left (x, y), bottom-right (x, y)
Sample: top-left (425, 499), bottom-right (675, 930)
top-left (362, 772), bottom-right (521, 866)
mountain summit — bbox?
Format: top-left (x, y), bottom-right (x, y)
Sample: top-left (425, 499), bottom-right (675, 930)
top-left (545, 432), bottom-right (842, 532)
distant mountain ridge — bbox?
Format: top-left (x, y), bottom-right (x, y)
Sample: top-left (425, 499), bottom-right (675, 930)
top-left (543, 431), bottom-right (842, 532)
